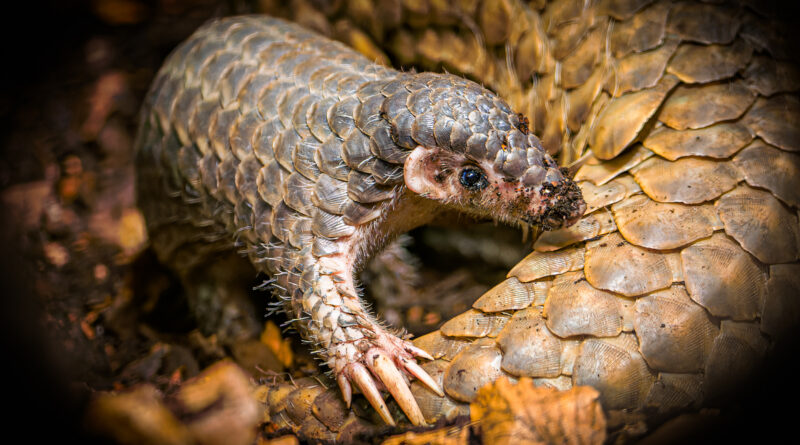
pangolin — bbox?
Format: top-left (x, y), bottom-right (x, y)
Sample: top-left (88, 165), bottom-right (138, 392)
top-left (135, 15), bottom-right (586, 426)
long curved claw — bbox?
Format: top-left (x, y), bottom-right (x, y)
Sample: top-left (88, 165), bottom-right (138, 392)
top-left (401, 356), bottom-right (444, 397)
top-left (369, 351), bottom-right (426, 426)
top-left (337, 373), bottom-right (352, 408)
top-left (407, 344), bottom-right (435, 361)
top-left (351, 362), bottom-right (395, 427)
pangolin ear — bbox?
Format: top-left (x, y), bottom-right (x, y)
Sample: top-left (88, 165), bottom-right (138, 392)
top-left (404, 146), bottom-right (449, 200)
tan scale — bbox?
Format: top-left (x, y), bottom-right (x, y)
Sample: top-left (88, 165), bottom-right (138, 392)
top-left (572, 334), bottom-right (656, 410)
top-left (507, 246), bottom-right (585, 282)
top-left (715, 184), bottom-right (800, 264)
top-left (496, 308), bottom-right (563, 378)
top-left (665, 2), bottom-right (740, 45)
top-left (284, 385), bottom-right (327, 425)
top-left (589, 74), bottom-right (678, 159)
top-left (666, 39), bottom-right (753, 84)
top-left (409, 360), bottom-right (470, 424)
top-left (596, 0), bottom-right (656, 21)
top-left (642, 122), bottom-right (754, 161)
top-left (574, 145), bottom-right (653, 185)
top-left (631, 156), bottom-right (743, 204)
top-left (633, 284), bottom-right (719, 373)
top-left (657, 80), bottom-right (757, 131)
top-left (412, 330), bottom-right (471, 361)
top-left (540, 90), bottom-right (567, 154)
top-left (611, 194), bottom-right (723, 249)
top-left (439, 309), bottom-right (510, 338)
top-left (744, 95), bottom-right (800, 152)
top-left (532, 375), bottom-right (573, 391)
top-left (442, 338), bottom-right (506, 403)
top-left (734, 140), bottom-right (800, 208)
top-left (579, 174), bottom-right (641, 213)
top-left (608, 1), bottom-right (671, 57)
top-left (761, 264), bottom-right (800, 339)
top-left (543, 270), bottom-right (626, 338)
top-left (309, 390), bottom-right (348, 434)
top-left (642, 373), bottom-right (704, 414)
top-left (534, 208), bottom-right (617, 251)
top-left (473, 277), bottom-right (546, 312)
top-left (742, 56), bottom-right (800, 97)
top-left (605, 38), bottom-right (678, 97)
top-left (704, 321), bottom-right (769, 400)
top-left (559, 340), bottom-right (582, 376)
top-left (561, 25), bottom-right (606, 90)
top-left (584, 232), bottom-right (675, 297)
top-left (566, 92), bottom-right (609, 165)
top-left (566, 66), bottom-right (607, 132)
top-left (680, 232), bottom-right (767, 320)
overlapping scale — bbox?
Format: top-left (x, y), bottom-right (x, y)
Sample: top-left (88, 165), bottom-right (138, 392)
top-left (566, 67), bottom-right (606, 132)
top-left (412, 331), bottom-right (471, 361)
top-left (632, 156), bottom-right (742, 204)
top-left (704, 321), bottom-right (768, 400)
top-left (681, 232), bottom-right (767, 320)
top-left (573, 334), bottom-right (655, 410)
top-left (761, 264), bottom-right (800, 339)
top-left (643, 373), bottom-right (704, 414)
top-left (561, 26), bottom-right (603, 90)
top-left (742, 56), bottom-right (800, 97)
top-left (612, 194), bottom-right (722, 249)
top-left (606, 38), bottom-right (678, 97)
top-left (507, 247), bottom-right (585, 282)
top-left (410, 360), bottom-right (470, 424)
top-left (666, 39), bottom-right (752, 84)
top-left (733, 140), bottom-right (800, 208)
top-left (715, 184), bottom-right (800, 264)
top-left (633, 285), bottom-right (718, 373)
top-left (608, 1), bottom-right (670, 57)
top-left (744, 95), bottom-right (800, 152)
top-left (590, 74), bottom-right (678, 160)
top-left (496, 308), bottom-right (563, 378)
top-left (642, 123), bottom-right (754, 161)
top-left (544, 271), bottom-right (626, 338)
top-left (574, 145), bottom-right (653, 186)
top-left (665, 2), bottom-right (739, 44)
top-left (658, 80), bottom-right (756, 131)
top-left (443, 339), bottom-right (505, 403)
top-left (534, 209), bottom-right (617, 252)
top-left (440, 309), bottom-right (509, 338)
top-left (584, 232), bottom-right (675, 296)
top-left (472, 277), bottom-right (537, 312)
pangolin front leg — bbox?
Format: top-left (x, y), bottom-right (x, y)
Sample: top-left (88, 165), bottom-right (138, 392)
top-left (135, 15), bottom-right (585, 426)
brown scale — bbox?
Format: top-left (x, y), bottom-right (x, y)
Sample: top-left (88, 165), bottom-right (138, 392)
top-left (138, 1), bottom-right (800, 441)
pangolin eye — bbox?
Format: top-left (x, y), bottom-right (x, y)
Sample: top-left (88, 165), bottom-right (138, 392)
top-left (459, 167), bottom-right (488, 191)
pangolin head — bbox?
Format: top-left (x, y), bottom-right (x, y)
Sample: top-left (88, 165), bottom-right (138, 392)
top-left (400, 75), bottom-right (586, 231)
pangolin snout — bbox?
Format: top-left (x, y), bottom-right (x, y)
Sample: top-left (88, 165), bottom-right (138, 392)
top-left (539, 177), bottom-right (586, 230)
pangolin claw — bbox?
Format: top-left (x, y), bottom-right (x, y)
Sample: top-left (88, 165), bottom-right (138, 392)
top-left (350, 362), bottom-right (395, 426)
top-left (336, 373), bottom-right (352, 408)
top-left (401, 357), bottom-right (444, 397)
top-left (338, 337), bottom-right (440, 426)
top-left (368, 350), bottom-right (426, 426)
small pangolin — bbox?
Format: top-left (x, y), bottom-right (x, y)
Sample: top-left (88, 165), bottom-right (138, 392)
top-left (135, 15), bottom-right (585, 426)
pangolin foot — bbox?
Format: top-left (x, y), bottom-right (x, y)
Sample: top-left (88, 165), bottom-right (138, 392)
top-left (331, 328), bottom-right (442, 426)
